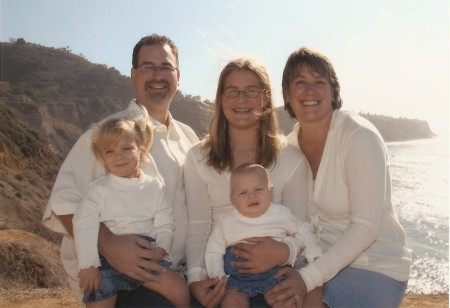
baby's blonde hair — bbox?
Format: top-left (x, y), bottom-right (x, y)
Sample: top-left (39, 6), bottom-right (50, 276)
top-left (91, 117), bottom-right (152, 165)
top-left (230, 163), bottom-right (270, 192)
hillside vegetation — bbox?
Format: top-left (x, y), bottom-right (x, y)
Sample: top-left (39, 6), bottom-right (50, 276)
top-left (0, 38), bottom-right (435, 295)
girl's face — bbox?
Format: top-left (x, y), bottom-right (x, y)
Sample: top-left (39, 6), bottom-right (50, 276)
top-left (102, 135), bottom-right (142, 178)
top-left (230, 172), bottom-right (273, 218)
top-left (221, 70), bottom-right (268, 130)
top-left (285, 65), bottom-right (333, 125)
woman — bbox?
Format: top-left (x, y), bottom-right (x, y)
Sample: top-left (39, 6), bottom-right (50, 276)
top-left (265, 47), bottom-right (412, 307)
top-left (184, 58), bottom-right (313, 307)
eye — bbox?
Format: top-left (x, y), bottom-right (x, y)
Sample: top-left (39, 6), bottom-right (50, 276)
top-left (161, 66), bottom-right (175, 73)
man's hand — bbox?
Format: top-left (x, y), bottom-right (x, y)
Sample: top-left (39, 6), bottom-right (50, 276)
top-left (189, 276), bottom-right (227, 308)
top-left (98, 228), bottom-right (166, 282)
top-left (231, 237), bottom-right (289, 274)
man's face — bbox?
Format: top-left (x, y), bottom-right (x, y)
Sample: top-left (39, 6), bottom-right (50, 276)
top-left (131, 44), bottom-right (180, 113)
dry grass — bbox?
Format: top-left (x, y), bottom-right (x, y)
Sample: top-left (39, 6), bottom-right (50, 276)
top-left (0, 229), bottom-right (67, 290)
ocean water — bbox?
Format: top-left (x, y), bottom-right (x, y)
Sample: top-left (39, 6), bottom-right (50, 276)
top-left (387, 136), bottom-right (449, 294)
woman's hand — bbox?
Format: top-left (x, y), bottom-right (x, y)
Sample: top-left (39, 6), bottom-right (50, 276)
top-left (98, 226), bottom-right (166, 282)
top-left (231, 237), bottom-right (289, 274)
top-left (189, 277), bottom-right (228, 308)
top-left (264, 267), bottom-right (307, 308)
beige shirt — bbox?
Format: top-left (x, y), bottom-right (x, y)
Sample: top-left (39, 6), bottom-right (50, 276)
top-left (43, 100), bottom-right (198, 282)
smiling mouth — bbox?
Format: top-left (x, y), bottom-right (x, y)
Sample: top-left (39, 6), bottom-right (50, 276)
top-left (233, 107), bottom-right (252, 113)
top-left (302, 101), bottom-right (319, 106)
top-left (146, 81), bottom-right (168, 90)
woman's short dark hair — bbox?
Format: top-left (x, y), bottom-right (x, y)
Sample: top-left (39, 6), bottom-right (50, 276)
top-left (281, 47), bottom-right (343, 118)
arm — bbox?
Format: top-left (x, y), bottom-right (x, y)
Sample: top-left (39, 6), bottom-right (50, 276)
top-left (184, 145), bottom-right (228, 306)
top-left (98, 223), bottom-right (166, 282)
top-left (58, 214), bottom-right (74, 236)
top-left (152, 187), bottom-right (175, 254)
top-left (184, 146), bottom-right (213, 283)
top-left (230, 237), bottom-right (290, 274)
top-left (301, 129), bottom-right (387, 291)
top-left (204, 223), bottom-right (227, 278)
top-left (43, 130), bottom-right (107, 234)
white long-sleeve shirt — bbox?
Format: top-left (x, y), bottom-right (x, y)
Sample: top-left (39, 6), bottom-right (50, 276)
top-left (73, 171), bottom-right (174, 270)
top-left (205, 203), bottom-right (322, 278)
top-left (184, 138), bottom-right (309, 283)
top-left (43, 100), bottom-right (199, 281)
top-left (287, 110), bottom-right (412, 292)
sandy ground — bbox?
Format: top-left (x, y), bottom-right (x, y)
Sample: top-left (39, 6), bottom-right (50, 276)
top-left (0, 288), bottom-right (447, 307)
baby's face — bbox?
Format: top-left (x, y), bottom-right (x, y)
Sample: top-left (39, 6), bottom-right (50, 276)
top-left (230, 172), bottom-right (273, 218)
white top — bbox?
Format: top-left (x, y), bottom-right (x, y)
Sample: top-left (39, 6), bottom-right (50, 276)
top-left (73, 171), bottom-right (174, 270)
top-left (43, 100), bottom-right (199, 279)
top-left (205, 203), bottom-right (322, 278)
top-left (184, 138), bottom-right (309, 283)
top-left (287, 110), bottom-right (412, 292)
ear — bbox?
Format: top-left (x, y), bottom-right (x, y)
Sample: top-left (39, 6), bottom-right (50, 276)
top-left (269, 185), bottom-right (274, 201)
top-left (139, 146), bottom-right (145, 159)
top-left (131, 67), bottom-right (137, 83)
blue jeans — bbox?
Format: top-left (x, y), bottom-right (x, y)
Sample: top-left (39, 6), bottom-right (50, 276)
top-left (224, 246), bottom-right (286, 297)
top-left (323, 267), bottom-right (408, 308)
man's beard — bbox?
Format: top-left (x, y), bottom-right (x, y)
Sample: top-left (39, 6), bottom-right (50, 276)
top-left (145, 81), bottom-right (171, 104)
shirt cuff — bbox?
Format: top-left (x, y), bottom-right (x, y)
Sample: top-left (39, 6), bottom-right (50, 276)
top-left (187, 266), bottom-right (208, 284)
top-left (299, 262), bottom-right (323, 292)
top-left (282, 236), bottom-right (299, 265)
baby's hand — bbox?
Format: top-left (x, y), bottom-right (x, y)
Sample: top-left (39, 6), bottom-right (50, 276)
top-left (79, 266), bottom-right (100, 292)
top-left (151, 247), bottom-right (168, 261)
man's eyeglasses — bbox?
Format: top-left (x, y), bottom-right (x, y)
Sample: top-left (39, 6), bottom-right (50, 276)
top-left (223, 87), bottom-right (265, 99)
top-left (137, 63), bottom-right (177, 75)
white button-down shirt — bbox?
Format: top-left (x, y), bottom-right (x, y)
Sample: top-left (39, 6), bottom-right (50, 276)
top-left (43, 100), bottom-right (198, 284)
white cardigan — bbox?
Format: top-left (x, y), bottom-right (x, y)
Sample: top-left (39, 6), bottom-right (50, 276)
top-left (184, 138), bottom-right (309, 283)
top-left (287, 110), bottom-right (412, 292)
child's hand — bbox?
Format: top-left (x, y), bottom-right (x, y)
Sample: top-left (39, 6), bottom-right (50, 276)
top-left (79, 266), bottom-right (100, 292)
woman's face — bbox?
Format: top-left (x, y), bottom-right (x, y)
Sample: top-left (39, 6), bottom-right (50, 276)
top-left (285, 65), bottom-right (333, 125)
top-left (221, 70), bottom-right (268, 130)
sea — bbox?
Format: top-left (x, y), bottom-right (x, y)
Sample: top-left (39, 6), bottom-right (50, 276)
top-left (387, 135), bottom-right (449, 294)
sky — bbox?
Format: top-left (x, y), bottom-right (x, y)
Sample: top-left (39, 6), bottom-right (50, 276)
top-left (1, 0), bottom-right (449, 135)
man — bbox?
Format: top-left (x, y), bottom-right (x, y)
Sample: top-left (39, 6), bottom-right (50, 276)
top-left (43, 34), bottom-right (199, 306)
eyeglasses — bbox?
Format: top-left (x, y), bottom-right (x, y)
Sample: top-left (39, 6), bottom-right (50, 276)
top-left (137, 63), bottom-right (177, 75)
top-left (223, 87), bottom-right (265, 99)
